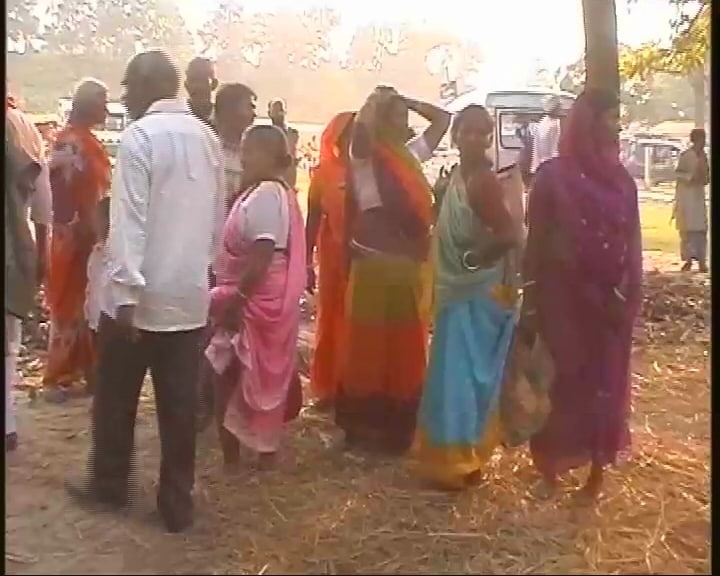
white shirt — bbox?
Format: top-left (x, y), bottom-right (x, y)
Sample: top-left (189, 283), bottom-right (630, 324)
top-left (235, 181), bottom-right (290, 249)
top-left (103, 98), bottom-right (226, 332)
top-left (351, 134), bottom-right (433, 211)
top-left (530, 116), bottom-right (561, 173)
top-left (85, 244), bottom-right (111, 332)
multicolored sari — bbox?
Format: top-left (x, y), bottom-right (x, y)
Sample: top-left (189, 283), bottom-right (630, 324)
top-left (206, 182), bottom-right (306, 453)
top-left (526, 93), bottom-right (642, 477)
top-left (308, 112), bottom-right (354, 404)
top-left (335, 137), bottom-right (434, 452)
top-left (413, 168), bottom-right (516, 489)
top-left (44, 125), bottom-right (110, 390)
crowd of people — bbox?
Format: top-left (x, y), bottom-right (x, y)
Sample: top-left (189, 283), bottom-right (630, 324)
top-left (6, 47), bottom-right (669, 535)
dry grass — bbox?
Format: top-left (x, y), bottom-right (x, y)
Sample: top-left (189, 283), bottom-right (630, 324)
top-left (5, 253), bottom-right (710, 575)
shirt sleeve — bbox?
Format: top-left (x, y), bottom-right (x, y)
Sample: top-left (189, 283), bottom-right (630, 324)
top-left (106, 124), bottom-right (152, 308)
top-left (241, 182), bottom-right (286, 245)
top-left (208, 131), bottom-right (226, 262)
top-left (406, 134), bottom-right (433, 163)
top-left (30, 160), bottom-right (52, 225)
top-left (675, 150), bottom-right (695, 182)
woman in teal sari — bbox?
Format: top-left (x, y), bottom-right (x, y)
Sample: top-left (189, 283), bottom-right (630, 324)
top-left (413, 105), bottom-right (519, 490)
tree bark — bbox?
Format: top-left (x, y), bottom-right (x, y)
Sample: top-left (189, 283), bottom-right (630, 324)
top-left (689, 68), bottom-right (706, 129)
top-left (582, 0), bottom-right (620, 97)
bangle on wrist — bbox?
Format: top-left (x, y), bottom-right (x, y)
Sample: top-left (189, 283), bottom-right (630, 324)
top-left (462, 250), bottom-right (480, 271)
top-left (613, 286), bottom-right (626, 302)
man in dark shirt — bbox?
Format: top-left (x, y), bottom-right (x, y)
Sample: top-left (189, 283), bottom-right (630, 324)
top-left (268, 98), bottom-right (299, 187)
top-left (185, 57), bottom-right (218, 125)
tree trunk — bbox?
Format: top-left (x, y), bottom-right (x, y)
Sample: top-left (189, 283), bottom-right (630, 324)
top-left (689, 68), bottom-right (706, 129)
top-left (582, 0), bottom-right (620, 97)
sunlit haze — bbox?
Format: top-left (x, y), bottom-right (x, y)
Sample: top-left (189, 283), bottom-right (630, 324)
top-left (177, 0), bottom-right (677, 87)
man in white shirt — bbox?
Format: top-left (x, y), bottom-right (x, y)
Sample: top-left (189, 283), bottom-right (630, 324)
top-left (67, 50), bottom-right (225, 533)
top-left (529, 95), bottom-right (564, 175)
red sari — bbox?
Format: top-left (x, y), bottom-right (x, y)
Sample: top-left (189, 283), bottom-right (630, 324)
top-left (43, 125), bottom-right (110, 389)
top-left (307, 112), bottom-right (354, 404)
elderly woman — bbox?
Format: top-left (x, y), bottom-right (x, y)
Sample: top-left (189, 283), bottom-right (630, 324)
top-left (335, 88), bottom-right (450, 454)
top-left (521, 89), bottom-right (642, 502)
top-left (206, 125), bottom-right (305, 471)
top-left (43, 79), bottom-right (111, 403)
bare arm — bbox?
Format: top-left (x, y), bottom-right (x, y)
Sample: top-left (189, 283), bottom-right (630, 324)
top-left (404, 97), bottom-right (451, 153)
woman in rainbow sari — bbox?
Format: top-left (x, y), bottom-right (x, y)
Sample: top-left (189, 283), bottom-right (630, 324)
top-left (413, 105), bottom-right (520, 489)
top-left (305, 112), bottom-right (355, 409)
top-left (335, 88), bottom-right (450, 454)
top-left (206, 125), bottom-right (305, 471)
top-left (43, 80), bottom-right (111, 403)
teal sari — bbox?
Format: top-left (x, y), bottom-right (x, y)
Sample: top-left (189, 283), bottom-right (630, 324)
top-left (413, 167), bottom-right (516, 489)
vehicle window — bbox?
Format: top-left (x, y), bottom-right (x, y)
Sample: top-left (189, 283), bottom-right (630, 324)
top-left (498, 112), bottom-right (538, 150)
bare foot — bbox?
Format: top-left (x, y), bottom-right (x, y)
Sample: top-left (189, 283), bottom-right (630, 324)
top-left (574, 466), bottom-right (603, 506)
top-left (464, 469), bottom-right (486, 487)
top-left (256, 452), bottom-right (277, 470)
top-left (532, 474), bottom-right (558, 500)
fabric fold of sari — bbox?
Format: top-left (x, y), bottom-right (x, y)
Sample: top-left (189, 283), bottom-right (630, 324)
top-left (335, 138), bottom-right (434, 452)
top-left (526, 100), bottom-right (642, 477)
top-left (206, 183), bottom-right (306, 454)
top-left (413, 168), bottom-right (516, 489)
top-left (44, 125), bottom-right (110, 389)
top-left (309, 112), bottom-right (354, 404)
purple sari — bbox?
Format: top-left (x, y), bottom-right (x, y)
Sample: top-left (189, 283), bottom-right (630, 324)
top-left (525, 93), bottom-right (642, 476)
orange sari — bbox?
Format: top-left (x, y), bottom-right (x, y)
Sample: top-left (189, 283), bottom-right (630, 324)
top-left (308, 112), bottom-right (354, 403)
top-left (43, 125), bottom-right (110, 389)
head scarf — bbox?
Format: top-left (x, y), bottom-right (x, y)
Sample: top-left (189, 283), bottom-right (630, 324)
top-left (309, 111), bottom-right (355, 243)
top-left (558, 90), bottom-right (627, 194)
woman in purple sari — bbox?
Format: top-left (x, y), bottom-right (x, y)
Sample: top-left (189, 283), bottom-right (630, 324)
top-left (520, 89), bottom-right (642, 502)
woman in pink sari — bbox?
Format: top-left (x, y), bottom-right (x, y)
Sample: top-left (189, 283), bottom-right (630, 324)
top-left (206, 125), bottom-right (306, 471)
top-left (520, 89), bottom-right (642, 502)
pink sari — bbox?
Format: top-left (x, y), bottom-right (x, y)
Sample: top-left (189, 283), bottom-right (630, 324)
top-left (206, 182), bottom-right (306, 453)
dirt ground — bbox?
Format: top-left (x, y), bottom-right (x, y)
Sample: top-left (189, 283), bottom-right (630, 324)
top-left (5, 252), bottom-right (710, 575)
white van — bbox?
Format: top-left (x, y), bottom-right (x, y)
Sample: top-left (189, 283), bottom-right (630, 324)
top-left (446, 88), bottom-right (576, 170)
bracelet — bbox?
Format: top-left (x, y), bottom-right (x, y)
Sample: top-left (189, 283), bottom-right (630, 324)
top-left (521, 309), bottom-right (537, 317)
top-left (522, 280), bottom-right (536, 288)
top-left (462, 250), bottom-right (480, 271)
top-left (236, 289), bottom-right (249, 302)
top-left (613, 286), bottom-right (626, 303)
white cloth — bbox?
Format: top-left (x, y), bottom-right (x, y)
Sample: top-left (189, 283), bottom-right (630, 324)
top-left (236, 181), bottom-right (290, 249)
top-left (5, 315), bottom-right (21, 436)
top-left (85, 244), bottom-right (111, 331)
top-left (351, 134), bottom-right (433, 212)
top-left (103, 98), bottom-right (226, 332)
top-left (674, 148), bottom-right (708, 232)
top-left (530, 116), bottom-right (561, 174)
top-left (28, 161), bottom-right (52, 225)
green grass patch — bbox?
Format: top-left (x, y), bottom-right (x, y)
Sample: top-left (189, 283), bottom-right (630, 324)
top-left (640, 203), bottom-right (677, 253)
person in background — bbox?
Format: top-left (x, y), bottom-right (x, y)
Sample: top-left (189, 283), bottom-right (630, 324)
top-left (268, 98), bottom-right (300, 187)
top-left (5, 120), bottom-right (45, 452)
top-left (66, 50), bottom-right (225, 533)
top-left (196, 82), bottom-right (258, 429)
top-left (522, 89), bottom-right (642, 503)
top-left (305, 111), bottom-right (356, 410)
top-left (205, 125), bottom-right (305, 471)
top-left (43, 79), bottom-right (110, 403)
top-left (529, 96), bottom-right (564, 177)
top-left (413, 105), bottom-right (518, 490)
top-left (672, 128), bottom-right (709, 273)
top-left (185, 56), bottom-right (218, 125)
top-left (335, 86), bottom-right (450, 454)
top-left (214, 82), bottom-right (258, 211)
